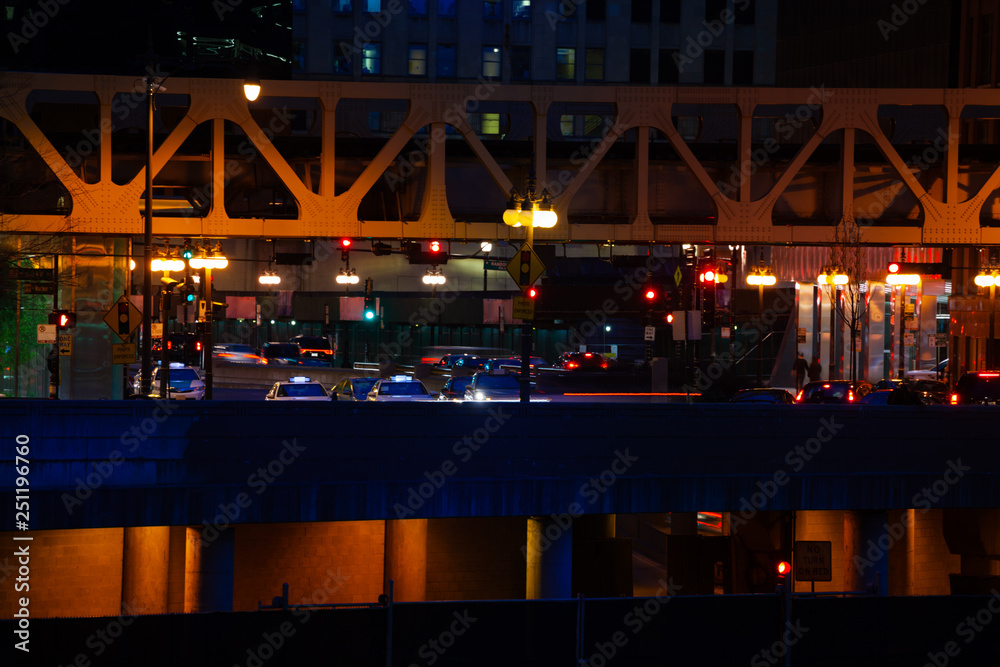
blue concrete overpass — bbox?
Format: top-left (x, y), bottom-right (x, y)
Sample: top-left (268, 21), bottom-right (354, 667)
top-left (2, 400), bottom-right (996, 531)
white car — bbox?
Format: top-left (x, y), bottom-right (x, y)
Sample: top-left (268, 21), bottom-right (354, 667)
top-left (906, 358), bottom-right (948, 381)
top-left (265, 376), bottom-right (332, 401)
top-left (366, 375), bottom-right (435, 401)
top-left (132, 362), bottom-right (205, 400)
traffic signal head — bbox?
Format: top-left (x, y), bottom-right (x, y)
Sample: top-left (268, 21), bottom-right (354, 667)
top-left (886, 262), bottom-right (921, 286)
top-left (49, 310), bottom-right (76, 329)
top-left (429, 240), bottom-right (441, 253)
top-left (340, 238), bottom-right (352, 249)
top-left (777, 560), bottom-right (791, 577)
top-left (526, 286), bottom-right (538, 299)
top-left (363, 295), bottom-right (376, 320)
top-left (699, 267), bottom-right (716, 283)
top-left (644, 287), bottom-right (657, 300)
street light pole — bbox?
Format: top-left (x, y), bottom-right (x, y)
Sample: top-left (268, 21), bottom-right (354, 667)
top-left (141, 73), bottom-right (154, 395)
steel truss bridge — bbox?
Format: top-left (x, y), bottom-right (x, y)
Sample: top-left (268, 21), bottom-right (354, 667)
top-left (3, 72), bottom-right (1000, 247)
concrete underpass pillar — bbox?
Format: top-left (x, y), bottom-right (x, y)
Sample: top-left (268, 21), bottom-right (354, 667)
top-left (121, 526), bottom-right (170, 614)
top-left (185, 526), bottom-right (234, 612)
top-left (384, 519), bottom-right (427, 602)
top-left (844, 510), bottom-right (889, 596)
top-left (573, 514), bottom-right (631, 597)
top-left (526, 516), bottom-right (573, 599)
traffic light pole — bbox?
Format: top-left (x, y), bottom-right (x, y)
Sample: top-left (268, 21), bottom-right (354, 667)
top-left (520, 226), bottom-right (534, 404)
top-left (204, 267), bottom-right (214, 400)
top-left (160, 287), bottom-right (171, 399)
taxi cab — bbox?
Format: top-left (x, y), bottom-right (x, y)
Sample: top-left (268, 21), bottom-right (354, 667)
top-left (265, 376), bottom-right (332, 401)
top-left (132, 362), bottom-right (205, 400)
top-left (366, 375), bottom-right (435, 401)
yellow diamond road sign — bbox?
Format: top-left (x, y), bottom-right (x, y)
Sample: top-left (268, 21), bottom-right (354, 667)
top-left (674, 266), bottom-right (683, 286)
top-left (104, 296), bottom-right (142, 342)
top-left (506, 243), bottom-right (546, 288)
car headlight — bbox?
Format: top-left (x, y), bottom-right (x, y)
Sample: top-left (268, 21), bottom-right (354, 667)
top-left (475, 391), bottom-right (484, 400)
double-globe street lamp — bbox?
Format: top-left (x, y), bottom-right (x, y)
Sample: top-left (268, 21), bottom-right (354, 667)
top-left (503, 172), bottom-right (557, 403)
top-left (885, 264), bottom-right (920, 378)
top-left (140, 67), bottom-right (260, 395)
top-left (817, 266), bottom-right (849, 380)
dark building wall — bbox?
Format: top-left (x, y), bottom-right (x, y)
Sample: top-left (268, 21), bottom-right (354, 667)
top-left (776, 0), bottom-right (958, 87)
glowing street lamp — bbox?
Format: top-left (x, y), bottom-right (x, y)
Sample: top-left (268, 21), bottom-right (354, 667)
top-left (976, 267), bottom-right (1000, 368)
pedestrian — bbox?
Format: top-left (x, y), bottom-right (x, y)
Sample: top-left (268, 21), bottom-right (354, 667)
top-left (808, 357), bottom-right (822, 382)
top-left (793, 352), bottom-right (808, 391)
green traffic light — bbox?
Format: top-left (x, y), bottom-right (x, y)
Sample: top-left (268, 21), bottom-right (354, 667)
top-left (182, 249), bottom-right (193, 260)
top-left (365, 310), bottom-right (375, 320)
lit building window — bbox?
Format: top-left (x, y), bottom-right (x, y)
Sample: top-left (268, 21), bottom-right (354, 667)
top-left (513, 0), bottom-right (530, 19)
top-left (557, 48), bottom-right (575, 80)
top-left (585, 48), bottom-right (604, 80)
top-left (483, 46), bottom-right (501, 78)
top-left (481, 113), bottom-right (500, 135)
top-left (409, 44), bottom-right (427, 76)
top-left (437, 44), bottom-right (456, 77)
top-left (365, 0), bottom-right (380, 11)
top-left (362, 43), bottom-right (381, 75)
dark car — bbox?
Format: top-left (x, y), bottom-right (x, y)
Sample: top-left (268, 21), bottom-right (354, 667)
top-left (950, 371), bottom-right (1000, 405)
top-left (290, 335), bottom-right (335, 365)
top-left (438, 376), bottom-right (473, 401)
top-left (730, 388), bottom-right (795, 404)
top-left (908, 379), bottom-right (948, 405)
top-left (794, 380), bottom-right (873, 404)
top-left (261, 342), bottom-right (328, 367)
top-left (465, 370), bottom-right (526, 401)
top-left (559, 352), bottom-right (607, 370)
top-left (859, 389), bottom-right (894, 405)
top-left (331, 377), bottom-right (379, 401)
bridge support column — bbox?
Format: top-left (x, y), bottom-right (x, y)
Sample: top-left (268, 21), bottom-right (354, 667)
top-left (186, 526), bottom-right (234, 612)
top-left (384, 519), bottom-right (427, 602)
top-left (122, 526), bottom-right (170, 614)
top-left (844, 510), bottom-right (889, 595)
top-left (573, 514), bottom-right (631, 597)
top-left (526, 516), bottom-right (573, 599)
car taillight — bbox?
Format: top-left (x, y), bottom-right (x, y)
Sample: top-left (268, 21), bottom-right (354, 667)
top-left (218, 353), bottom-right (232, 358)
top-left (795, 390), bottom-right (803, 402)
top-left (196, 342), bottom-right (202, 351)
top-left (848, 390), bottom-right (855, 402)
top-left (950, 394), bottom-right (958, 405)
top-left (584, 353), bottom-right (592, 357)
top-left (601, 362), bottom-right (607, 369)
top-left (167, 341), bottom-right (172, 349)
top-left (567, 362), bottom-right (578, 369)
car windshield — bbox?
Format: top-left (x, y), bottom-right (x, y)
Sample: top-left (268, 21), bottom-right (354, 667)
top-left (449, 377), bottom-right (473, 391)
top-left (351, 378), bottom-right (378, 398)
top-left (170, 369), bottom-right (200, 382)
top-left (280, 384), bottom-right (326, 397)
top-left (803, 383), bottom-right (849, 399)
top-left (265, 344), bottom-right (300, 357)
top-left (476, 375), bottom-right (520, 389)
top-left (380, 382), bottom-right (427, 395)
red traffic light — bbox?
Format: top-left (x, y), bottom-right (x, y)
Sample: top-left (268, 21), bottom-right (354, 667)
top-left (666, 313), bottom-right (674, 324)
top-left (776, 561), bottom-right (791, 576)
top-left (340, 238), bottom-right (352, 249)
top-left (48, 310), bottom-right (76, 329)
top-left (527, 287), bottom-right (538, 298)
top-left (429, 240), bottom-right (441, 253)
top-left (644, 288), bottom-right (656, 300)
top-left (888, 262), bottom-right (900, 273)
